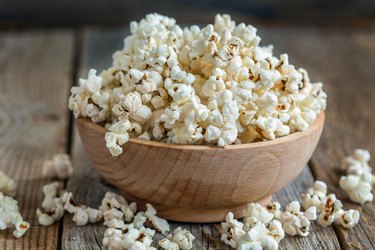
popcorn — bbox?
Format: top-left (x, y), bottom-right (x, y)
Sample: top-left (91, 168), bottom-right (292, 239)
top-left (144, 204), bottom-right (170, 234)
top-left (160, 227), bottom-right (195, 250)
top-left (0, 192), bottom-right (30, 238)
top-left (339, 175), bottom-right (373, 205)
top-left (334, 209), bottom-right (360, 228)
top-left (68, 13), bottom-right (327, 156)
top-left (265, 201), bottom-right (282, 220)
top-left (42, 154), bottom-right (74, 180)
top-left (221, 212), bottom-right (245, 248)
top-left (61, 192), bottom-right (103, 226)
top-left (0, 171), bottom-right (17, 197)
top-left (317, 194), bottom-right (343, 227)
top-left (339, 149), bottom-right (374, 204)
top-left (243, 203), bottom-right (274, 225)
top-left (103, 223), bottom-right (157, 250)
top-left (280, 201), bottom-right (317, 237)
top-left (159, 238), bottom-right (179, 250)
top-left (236, 219), bottom-right (282, 250)
top-left (301, 180), bottom-right (327, 211)
top-left (36, 182), bottom-right (64, 226)
top-left (100, 192), bottom-right (137, 228)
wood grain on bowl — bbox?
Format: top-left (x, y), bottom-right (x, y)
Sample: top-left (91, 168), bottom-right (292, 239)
top-left (76, 112), bottom-right (325, 222)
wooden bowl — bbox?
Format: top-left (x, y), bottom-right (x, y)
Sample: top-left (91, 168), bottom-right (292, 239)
top-left (76, 112), bottom-right (325, 222)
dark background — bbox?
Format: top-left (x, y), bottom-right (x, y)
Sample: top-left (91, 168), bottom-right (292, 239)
top-left (1, 0), bottom-right (375, 28)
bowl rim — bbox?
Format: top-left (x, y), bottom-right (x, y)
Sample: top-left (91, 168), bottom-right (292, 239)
top-left (76, 111), bottom-right (325, 150)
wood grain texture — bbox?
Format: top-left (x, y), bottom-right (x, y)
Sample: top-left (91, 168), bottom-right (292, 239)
top-left (259, 26), bottom-right (375, 250)
top-left (75, 112), bottom-right (324, 222)
top-left (0, 31), bottom-right (74, 249)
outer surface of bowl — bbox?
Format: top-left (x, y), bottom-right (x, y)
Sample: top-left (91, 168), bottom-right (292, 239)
top-left (76, 112), bottom-right (325, 222)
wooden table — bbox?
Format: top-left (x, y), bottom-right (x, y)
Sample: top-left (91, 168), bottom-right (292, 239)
top-left (0, 24), bottom-right (374, 249)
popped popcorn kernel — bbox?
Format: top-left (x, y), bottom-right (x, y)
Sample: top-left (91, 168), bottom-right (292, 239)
top-left (68, 13), bottom-right (327, 156)
top-left (0, 192), bottom-right (29, 238)
top-left (0, 171), bottom-right (17, 197)
top-left (42, 154), bottom-right (74, 180)
top-left (340, 149), bottom-right (374, 204)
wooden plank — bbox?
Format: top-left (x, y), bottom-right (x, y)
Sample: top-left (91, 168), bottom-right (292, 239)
top-left (62, 27), bottom-right (341, 249)
top-left (260, 26), bottom-right (375, 250)
top-left (0, 31), bottom-right (74, 249)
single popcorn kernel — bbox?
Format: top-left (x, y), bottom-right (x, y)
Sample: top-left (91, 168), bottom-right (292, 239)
top-left (68, 13), bottom-right (327, 156)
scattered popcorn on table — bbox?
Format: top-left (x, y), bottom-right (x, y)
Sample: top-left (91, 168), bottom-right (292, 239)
top-left (317, 194), bottom-right (342, 227)
top-left (42, 154), bottom-right (74, 180)
top-left (61, 192), bottom-right (103, 226)
top-left (68, 13), bottom-right (327, 156)
top-left (102, 223), bottom-right (157, 250)
top-left (334, 209), bottom-right (360, 229)
top-left (143, 204), bottom-right (170, 234)
top-left (0, 171), bottom-right (17, 197)
top-left (339, 149), bottom-right (374, 204)
top-left (159, 227), bottom-right (195, 250)
top-left (220, 212), bottom-right (245, 248)
top-left (0, 192), bottom-right (30, 238)
top-left (265, 201), bottom-right (282, 220)
top-left (100, 191), bottom-right (137, 228)
top-left (280, 201), bottom-right (317, 237)
top-left (36, 182), bottom-right (64, 226)
top-left (301, 180), bottom-right (327, 211)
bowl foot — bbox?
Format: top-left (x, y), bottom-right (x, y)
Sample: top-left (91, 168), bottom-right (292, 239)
top-left (120, 192), bottom-right (272, 223)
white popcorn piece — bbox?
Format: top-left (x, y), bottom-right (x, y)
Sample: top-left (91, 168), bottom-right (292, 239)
top-left (301, 180), bottom-right (327, 211)
top-left (341, 149), bottom-right (374, 184)
top-left (0, 171), bottom-right (17, 197)
top-left (159, 238), bottom-right (179, 250)
top-left (13, 221), bottom-right (30, 238)
top-left (159, 227), bottom-right (195, 250)
top-left (265, 201), bottom-right (282, 220)
top-left (42, 154), bottom-right (74, 180)
top-left (243, 203), bottom-right (274, 224)
top-left (72, 207), bottom-right (89, 226)
top-left (100, 192), bottom-right (137, 226)
top-left (280, 201), bottom-right (317, 237)
top-left (334, 209), bottom-right (360, 229)
top-left (267, 219), bottom-right (285, 243)
top-left (236, 220), bottom-right (279, 250)
top-left (36, 182), bottom-right (65, 226)
top-left (61, 192), bottom-right (103, 226)
top-left (144, 203), bottom-right (170, 234)
top-left (68, 13), bottom-right (327, 156)
top-left (339, 175), bottom-right (373, 205)
top-left (221, 212), bottom-right (245, 248)
top-left (0, 192), bottom-right (29, 238)
top-left (103, 223), bottom-right (157, 250)
top-left (36, 208), bottom-right (58, 226)
top-left (317, 194), bottom-right (343, 227)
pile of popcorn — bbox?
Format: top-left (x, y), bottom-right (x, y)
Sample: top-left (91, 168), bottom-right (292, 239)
top-left (221, 180), bottom-right (361, 250)
top-left (339, 149), bottom-right (374, 204)
top-left (38, 155), bottom-right (195, 249)
top-left (68, 13), bottom-right (327, 156)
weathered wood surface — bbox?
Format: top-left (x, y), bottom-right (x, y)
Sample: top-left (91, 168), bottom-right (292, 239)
top-left (260, 26), bottom-right (375, 250)
top-left (0, 31), bottom-right (74, 249)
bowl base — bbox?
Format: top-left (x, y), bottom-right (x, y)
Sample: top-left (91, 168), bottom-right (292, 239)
top-left (121, 192), bottom-right (272, 223)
